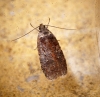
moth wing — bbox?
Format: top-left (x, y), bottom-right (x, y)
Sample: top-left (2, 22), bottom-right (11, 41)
top-left (37, 32), bottom-right (67, 80)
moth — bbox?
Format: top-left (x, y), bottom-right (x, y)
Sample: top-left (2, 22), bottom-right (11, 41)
top-left (13, 20), bottom-right (75, 80)
top-left (37, 24), bottom-right (67, 80)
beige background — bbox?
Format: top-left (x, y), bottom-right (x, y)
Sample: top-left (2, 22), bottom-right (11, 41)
top-left (0, 0), bottom-right (100, 97)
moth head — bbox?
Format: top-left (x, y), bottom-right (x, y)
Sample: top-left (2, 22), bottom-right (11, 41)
top-left (39, 24), bottom-right (45, 30)
top-left (39, 24), bottom-right (49, 34)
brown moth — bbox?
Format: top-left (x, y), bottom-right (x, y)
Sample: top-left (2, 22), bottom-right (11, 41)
top-left (37, 24), bottom-right (67, 80)
top-left (12, 21), bottom-right (75, 80)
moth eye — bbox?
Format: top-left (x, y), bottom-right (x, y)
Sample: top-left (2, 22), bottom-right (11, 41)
top-left (43, 25), bottom-right (45, 28)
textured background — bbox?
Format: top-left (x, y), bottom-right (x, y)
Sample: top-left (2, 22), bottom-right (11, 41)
top-left (0, 0), bottom-right (100, 97)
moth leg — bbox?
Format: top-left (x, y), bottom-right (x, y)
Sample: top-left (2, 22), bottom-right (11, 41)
top-left (34, 47), bottom-right (37, 50)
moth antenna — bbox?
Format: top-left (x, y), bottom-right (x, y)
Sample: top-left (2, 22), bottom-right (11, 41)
top-left (30, 23), bottom-right (39, 31)
top-left (12, 26), bottom-right (39, 41)
top-left (46, 25), bottom-right (76, 30)
top-left (47, 18), bottom-right (50, 28)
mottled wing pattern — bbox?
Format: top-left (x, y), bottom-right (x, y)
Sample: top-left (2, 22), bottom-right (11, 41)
top-left (37, 28), bottom-right (67, 80)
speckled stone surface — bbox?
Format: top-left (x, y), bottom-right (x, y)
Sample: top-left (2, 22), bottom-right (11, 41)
top-left (0, 0), bottom-right (100, 97)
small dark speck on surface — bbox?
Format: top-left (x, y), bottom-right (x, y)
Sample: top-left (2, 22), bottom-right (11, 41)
top-left (25, 75), bottom-right (39, 82)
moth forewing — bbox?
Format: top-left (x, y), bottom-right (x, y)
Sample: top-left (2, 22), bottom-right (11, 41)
top-left (37, 24), bottom-right (67, 80)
